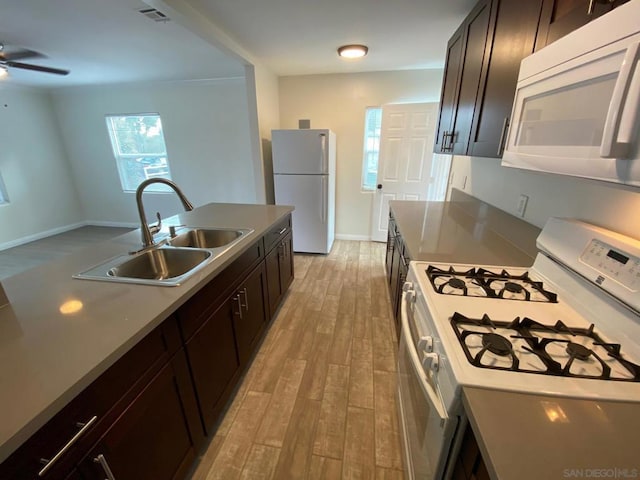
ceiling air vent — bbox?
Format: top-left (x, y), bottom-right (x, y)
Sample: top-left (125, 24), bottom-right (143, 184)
top-left (137, 8), bottom-right (170, 22)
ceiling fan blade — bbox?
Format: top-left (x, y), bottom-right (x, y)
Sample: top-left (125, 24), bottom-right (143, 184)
top-left (0, 48), bottom-right (44, 62)
top-left (6, 61), bottom-right (69, 76)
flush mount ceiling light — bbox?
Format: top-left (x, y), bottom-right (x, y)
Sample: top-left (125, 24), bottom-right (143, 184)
top-left (337, 44), bottom-right (368, 59)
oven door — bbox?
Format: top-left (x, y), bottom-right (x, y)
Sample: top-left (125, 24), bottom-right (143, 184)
top-left (397, 289), bottom-right (458, 480)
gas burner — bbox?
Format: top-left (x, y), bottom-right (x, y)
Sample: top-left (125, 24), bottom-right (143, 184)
top-left (482, 333), bottom-right (513, 356)
top-left (450, 312), bottom-right (640, 381)
top-left (566, 342), bottom-right (592, 361)
top-left (449, 278), bottom-right (466, 290)
top-left (478, 268), bottom-right (558, 303)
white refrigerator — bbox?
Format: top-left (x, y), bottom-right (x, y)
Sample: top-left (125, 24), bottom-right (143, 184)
top-left (272, 129), bottom-right (336, 254)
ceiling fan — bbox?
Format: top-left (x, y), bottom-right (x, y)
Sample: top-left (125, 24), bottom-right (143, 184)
top-left (0, 43), bottom-right (70, 76)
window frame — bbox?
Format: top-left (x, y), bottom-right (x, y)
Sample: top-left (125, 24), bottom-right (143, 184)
top-left (105, 113), bottom-right (173, 193)
top-left (361, 107), bottom-right (383, 192)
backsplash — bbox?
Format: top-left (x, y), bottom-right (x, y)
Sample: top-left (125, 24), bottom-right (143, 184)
top-left (448, 156), bottom-right (640, 240)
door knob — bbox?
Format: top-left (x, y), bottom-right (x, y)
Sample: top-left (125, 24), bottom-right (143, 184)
top-left (377, 184), bottom-right (382, 190)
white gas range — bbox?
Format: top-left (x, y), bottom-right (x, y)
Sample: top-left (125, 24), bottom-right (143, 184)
top-left (397, 218), bottom-right (640, 480)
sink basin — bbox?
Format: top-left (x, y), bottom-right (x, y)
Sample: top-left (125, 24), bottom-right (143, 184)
top-left (74, 247), bottom-right (212, 286)
top-left (74, 227), bottom-right (253, 286)
top-left (108, 248), bottom-right (211, 281)
top-left (167, 228), bottom-right (248, 248)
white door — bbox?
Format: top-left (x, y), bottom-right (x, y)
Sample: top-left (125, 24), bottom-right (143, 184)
top-left (370, 103), bottom-right (451, 242)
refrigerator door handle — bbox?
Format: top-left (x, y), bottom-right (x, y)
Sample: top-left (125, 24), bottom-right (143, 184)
top-left (320, 133), bottom-right (327, 173)
top-left (321, 176), bottom-right (327, 223)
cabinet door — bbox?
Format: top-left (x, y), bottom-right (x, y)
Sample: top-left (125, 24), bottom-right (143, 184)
top-left (390, 237), bottom-right (402, 321)
top-left (266, 246), bottom-right (281, 319)
top-left (234, 262), bottom-right (268, 365)
top-left (79, 352), bottom-right (202, 480)
top-left (279, 232), bottom-right (294, 295)
top-left (450, 0), bottom-right (492, 155)
top-left (434, 23), bottom-right (465, 154)
top-left (535, 0), bottom-right (628, 50)
top-left (469, 0), bottom-right (545, 158)
top-left (385, 216), bottom-right (396, 280)
top-left (186, 298), bottom-right (240, 432)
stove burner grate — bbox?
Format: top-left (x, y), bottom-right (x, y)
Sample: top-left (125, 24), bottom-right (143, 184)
top-left (426, 266), bottom-right (558, 302)
top-left (450, 312), bottom-right (640, 381)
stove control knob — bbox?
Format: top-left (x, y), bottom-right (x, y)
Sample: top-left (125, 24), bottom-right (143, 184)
top-left (418, 336), bottom-right (434, 353)
top-left (422, 353), bottom-right (440, 372)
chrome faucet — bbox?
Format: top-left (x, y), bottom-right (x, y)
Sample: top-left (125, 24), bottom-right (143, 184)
top-left (135, 178), bottom-right (194, 249)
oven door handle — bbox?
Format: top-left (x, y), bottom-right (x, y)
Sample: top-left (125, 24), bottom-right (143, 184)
top-left (400, 290), bottom-right (449, 421)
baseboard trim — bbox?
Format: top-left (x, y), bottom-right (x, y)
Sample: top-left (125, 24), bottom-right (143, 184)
top-left (0, 221), bottom-right (137, 252)
top-left (0, 222), bottom-right (86, 251)
top-left (335, 233), bottom-right (372, 241)
top-left (85, 220), bottom-right (138, 228)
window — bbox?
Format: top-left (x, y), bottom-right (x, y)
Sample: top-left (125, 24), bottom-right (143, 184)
top-left (105, 114), bottom-right (172, 192)
top-left (361, 107), bottom-right (382, 191)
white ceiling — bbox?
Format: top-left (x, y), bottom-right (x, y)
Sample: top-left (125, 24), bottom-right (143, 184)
top-left (0, 0), bottom-right (475, 88)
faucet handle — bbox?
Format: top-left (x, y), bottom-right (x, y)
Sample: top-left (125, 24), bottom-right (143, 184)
top-left (149, 211), bottom-right (162, 235)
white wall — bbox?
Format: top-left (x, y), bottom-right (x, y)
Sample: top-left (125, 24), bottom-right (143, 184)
top-left (448, 156), bottom-right (640, 240)
top-left (279, 69), bottom-right (444, 239)
top-left (51, 78), bottom-right (256, 225)
top-left (245, 63), bottom-right (281, 204)
top-left (0, 85), bottom-right (83, 247)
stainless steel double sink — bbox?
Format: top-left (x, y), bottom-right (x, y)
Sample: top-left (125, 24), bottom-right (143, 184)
top-left (74, 227), bottom-right (253, 286)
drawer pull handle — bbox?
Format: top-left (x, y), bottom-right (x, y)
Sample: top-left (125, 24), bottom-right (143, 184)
top-left (94, 453), bottom-right (117, 480)
top-left (240, 287), bottom-right (249, 311)
top-left (38, 415), bottom-right (98, 476)
top-left (234, 295), bottom-right (243, 319)
top-left (278, 227), bottom-right (287, 235)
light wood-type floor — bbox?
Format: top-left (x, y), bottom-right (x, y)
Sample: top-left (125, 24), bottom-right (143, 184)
top-left (0, 226), bottom-right (134, 280)
top-left (189, 240), bottom-right (405, 480)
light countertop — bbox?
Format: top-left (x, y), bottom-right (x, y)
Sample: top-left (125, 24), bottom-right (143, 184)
top-left (463, 387), bottom-right (640, 480)
top-left (0, 203), bottom-right (293, 463)
top-left (390, 189), bottom-right (541, 266)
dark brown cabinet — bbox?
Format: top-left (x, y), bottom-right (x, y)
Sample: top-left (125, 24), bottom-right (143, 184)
top-left (535, 0), bottom-right (629, 51)
top-left (185, 296), bottom-right (241, 433)
top-left (451, 423), bottom-right (491, 480)
top-left (468, 0), bottom-right (545, 157)
top-left (0, 214), bottom-right (294, 480)
top-left (266, 232), bottom-right (294, 318)
top-left (233, 262), bottom-right (269, 365)
top-left (435, 0), bottom-right (492, 155)
top-left (0, 317), bottom-right (204, 480)
top-left (386, 212), bottom-right (409, 338)
top-left (77, 352), bottom-right (201, 480)
top-left (434, 0), bottom-right (545, 158)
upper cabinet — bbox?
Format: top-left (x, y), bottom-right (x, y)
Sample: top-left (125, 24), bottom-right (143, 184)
top-left (434, 0), bottom-right (492, 155)
top-left (534, 0), bottom-right (630, 51)
top-left (434, 0), bottom-right (545, 158)
top-left (434, 0), bottom-right (630, 159)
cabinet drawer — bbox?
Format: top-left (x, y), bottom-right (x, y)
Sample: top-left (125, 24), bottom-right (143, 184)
top-left (0, 318), bottom-right (181, 479)
top-left (264, 215), bottom-right (292, 253)
top-left (177, 239), bottom-right (264, 341)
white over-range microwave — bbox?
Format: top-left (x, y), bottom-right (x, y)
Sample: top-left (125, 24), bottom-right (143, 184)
top-left (502, 0), bottom-right (640, 187)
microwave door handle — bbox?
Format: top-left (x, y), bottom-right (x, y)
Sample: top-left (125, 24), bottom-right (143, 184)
top-left (600, 41), bottom-right (640, 158)
top-left (400, 291), bottom-right (449, 420)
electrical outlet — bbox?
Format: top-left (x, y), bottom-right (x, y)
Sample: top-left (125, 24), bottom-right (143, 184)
top-left (516, 194), bottom-right (529, 217)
